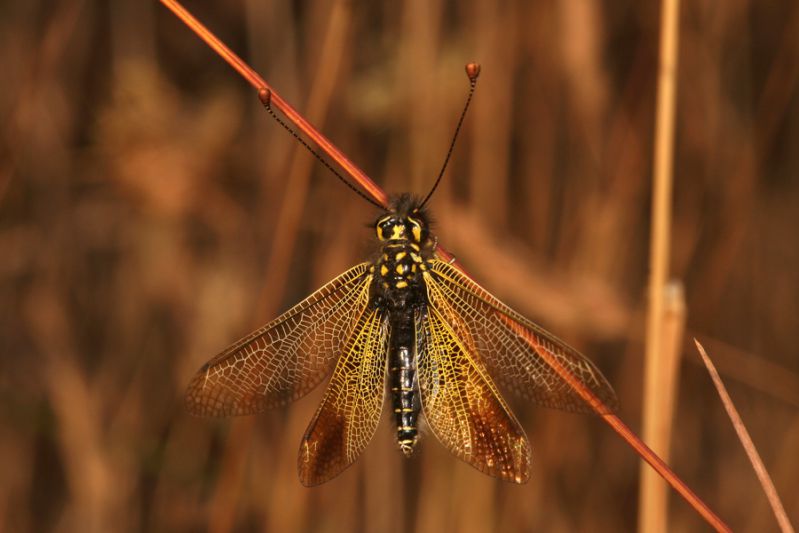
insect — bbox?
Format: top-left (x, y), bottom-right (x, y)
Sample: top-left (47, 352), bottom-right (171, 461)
top-left (185, 64), bottom-right (618, 487)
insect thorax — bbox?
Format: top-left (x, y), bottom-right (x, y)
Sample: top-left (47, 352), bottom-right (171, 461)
top-left (369, 195), bottom-right (433, 310)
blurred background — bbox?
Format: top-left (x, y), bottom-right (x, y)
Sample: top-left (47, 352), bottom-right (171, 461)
top-left (1, 0), bottom-right (798, 531)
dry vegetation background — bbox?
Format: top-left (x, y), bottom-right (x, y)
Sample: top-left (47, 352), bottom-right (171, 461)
top-left (1, 0), bottom-right (798, 532)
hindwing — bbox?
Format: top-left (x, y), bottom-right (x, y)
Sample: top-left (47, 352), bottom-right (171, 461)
top-left (298, 306), bottom-right (389, 486)
top-left (416, 305), bottom-right (532, 483)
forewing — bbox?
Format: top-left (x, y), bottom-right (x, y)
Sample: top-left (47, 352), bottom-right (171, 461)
top-left (417, 306), bottom-right (532, 483)
top-left (425, 260), bottom-right (618, 414)
top-left (185, 263), bottom-right (372, 416)
top-left (298, 306), bottom-right (389, 486)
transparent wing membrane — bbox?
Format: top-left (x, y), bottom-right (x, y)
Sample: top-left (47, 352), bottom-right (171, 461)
top-left (417, 306), bottom-right (532, 483)
top-left (298, 307), bottom-right (389, 486)
top-left (425, 260), bottom-right (618, 414)
top-left (185, 264), bottom-right (372, 416)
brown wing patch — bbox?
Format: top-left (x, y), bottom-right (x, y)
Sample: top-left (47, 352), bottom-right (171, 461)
top-left (298, 306), bottom-right (389, 486)
top-left (185, 264), bottom-right (372, 416)
top-left (426, 260), bottom-right (618, 414)
top-left (417, 305), bottom-right (532, 483)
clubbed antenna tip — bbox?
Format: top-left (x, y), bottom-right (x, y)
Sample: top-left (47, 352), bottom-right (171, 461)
top-left (465, 63), bottom-right (481, 82)
top-left (258, 87), bottom-right (271, 107)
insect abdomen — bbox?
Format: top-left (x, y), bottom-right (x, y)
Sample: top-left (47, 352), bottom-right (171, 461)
top-left (389, 308), bottom-right (419, 456)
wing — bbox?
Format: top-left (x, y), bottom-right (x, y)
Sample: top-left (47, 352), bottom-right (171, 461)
top-left (185, 263), bottom-right (372, 416)
top-left (298, 306), bottom-right (389, 486)
top-left (424, 259), bottom-right (618, 414)
top-left (417, 305), bottom-right (532, 483)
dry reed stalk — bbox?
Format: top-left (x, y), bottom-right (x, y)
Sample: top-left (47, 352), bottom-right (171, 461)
top-left (639, 0), bottom-right (681, 530)
top-left (683, 335), bottom-right (799, 408)
top-left (694, 340), bottom-right (796, 533)
top-left (160, 1), bottom-right (731, 529)
top-left (640, 282), bottom-right (686, 531)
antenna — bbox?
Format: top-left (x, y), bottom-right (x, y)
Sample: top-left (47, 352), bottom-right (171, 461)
top-left (420, 63), bottom-right (481, 207)
top-left (258, 88), bottom-right (384, 209)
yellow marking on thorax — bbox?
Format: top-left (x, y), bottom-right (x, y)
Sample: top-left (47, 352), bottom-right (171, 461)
top-left (407, 216), bottom-right (422, 242)
top-left (395, 251), bottom-right (407, 261)
top-left (380, 265), bottom-right (389, 276)
top-left (396, 280), bottom-right (408, 289)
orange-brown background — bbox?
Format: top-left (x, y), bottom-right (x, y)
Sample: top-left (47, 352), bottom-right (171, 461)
top-left (1, 0), bottom-right (797, 531)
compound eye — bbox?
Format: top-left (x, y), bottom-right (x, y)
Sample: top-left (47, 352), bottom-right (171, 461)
top-left (407, 217), bottom-right (423, 242)
top-left (376, 218), bottom-right (395, 241)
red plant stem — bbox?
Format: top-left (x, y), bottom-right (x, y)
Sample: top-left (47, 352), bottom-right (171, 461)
top-left (158, 0), bottom-right (388, 208)
top-left (502, 317), bottom-right (731, 532)
top-left (602, 415), bottom-right (730, 531)
top-left (159, 1), bottom-right (731, 530)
